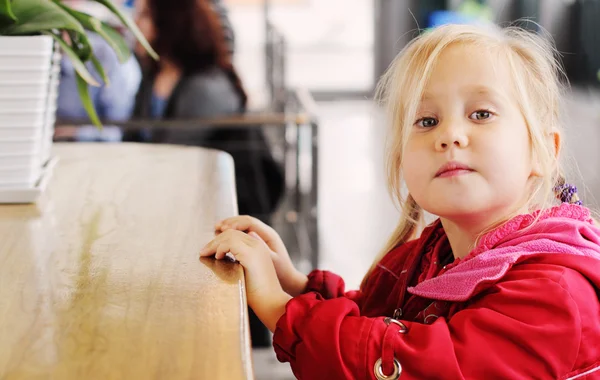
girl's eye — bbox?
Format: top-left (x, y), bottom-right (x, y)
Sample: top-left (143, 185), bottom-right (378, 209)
top-left (470, 110), bottom-right (492, 121)
top-left (416, 117), bottom-right (438, 128)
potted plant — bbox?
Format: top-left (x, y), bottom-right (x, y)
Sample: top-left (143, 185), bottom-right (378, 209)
top-left (0, 0), bottom-right (157, 202)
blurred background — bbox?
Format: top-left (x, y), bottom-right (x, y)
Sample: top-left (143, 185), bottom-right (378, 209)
top-left (53, 0), bottom-right (600, 378)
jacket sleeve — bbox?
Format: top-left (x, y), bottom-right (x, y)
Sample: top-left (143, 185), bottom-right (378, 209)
top-left (273, 273), bottom-right (581, 380)
top-left (303, 270), bottom-right (364, 306)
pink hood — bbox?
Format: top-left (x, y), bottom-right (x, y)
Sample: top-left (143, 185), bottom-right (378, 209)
top-left (409, 204), bottom-right (600, 301)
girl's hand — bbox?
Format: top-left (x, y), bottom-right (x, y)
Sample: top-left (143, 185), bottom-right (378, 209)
top-left (199, 229), bottom-right (291, 331)
top-left (215, 216), bottom-right (308, 297)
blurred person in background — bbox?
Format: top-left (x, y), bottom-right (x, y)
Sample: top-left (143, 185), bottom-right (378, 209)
top-left (130, 0), bottom-right (284, 220)
top-left (131, 0), bottom-right (244, 124)
top-left (131, 0), bottom-right (285, 348)
top-left (57, 34), bottom-right (141, 122)
top-left (56, 0), bottom-right (142, 141)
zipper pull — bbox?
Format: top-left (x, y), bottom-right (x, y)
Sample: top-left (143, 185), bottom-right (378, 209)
top-left (392, 308), bottom-right (403, 319)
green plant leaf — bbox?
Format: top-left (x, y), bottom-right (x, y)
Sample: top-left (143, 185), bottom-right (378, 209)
top-left (53, 3), bottom-right (130, 63)
top-left (94, 20), bottom-right (130, 63)
top-left (90, 0), bottom-right (158, 61)
top-left (3, 0), bottom-right (85, 35)
top-left (75, 71), bottom-right (102, 128)
top-left (0, 0), bottom-right (17, 24)
top-left (90, 53), bottom-right (109, 86)
top-left (44, 32), bottom-right (100, 86)
top-left (67, 30), bottom-right (93, 61)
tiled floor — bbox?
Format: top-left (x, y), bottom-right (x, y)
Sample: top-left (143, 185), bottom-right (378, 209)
top-left (252, 88), bottom-right (600, 379)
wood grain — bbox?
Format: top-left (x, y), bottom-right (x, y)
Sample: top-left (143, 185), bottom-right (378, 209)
top-left (0, 143), bottom-right (253, 379)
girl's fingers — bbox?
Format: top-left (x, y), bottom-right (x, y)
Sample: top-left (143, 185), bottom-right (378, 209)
top-left (215, 215), bottom-right (269, 234)
top-left (199, 240), bottom-right (216, 257)
top-left (249, 231), bottom-right (269, 248)
top-left (200, 231), bottom-right (235, 257)
top-left (215, 243), bottom-right (230, 260)
top-left (215, 216), bottom-right (250, 231)
top-left (200, 230), bottom-right (260, 264)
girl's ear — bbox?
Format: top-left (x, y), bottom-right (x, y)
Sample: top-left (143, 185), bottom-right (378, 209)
top-left (551, 129), bottom-right (561, 158)
top-left (531, 129), bottom-right (560, 177)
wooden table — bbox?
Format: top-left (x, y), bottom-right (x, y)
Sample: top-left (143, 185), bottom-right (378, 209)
top-left (56, 85), bottom-right (321, 272)
top-left (0, 143), bottom-right (254, 379)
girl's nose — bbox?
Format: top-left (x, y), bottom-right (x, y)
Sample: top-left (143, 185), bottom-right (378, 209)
top-left (435, 122), bottom-right (469, 151)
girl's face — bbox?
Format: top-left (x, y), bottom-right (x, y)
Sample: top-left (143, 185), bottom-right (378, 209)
top-left (402, 43), bottom-right (536, 227)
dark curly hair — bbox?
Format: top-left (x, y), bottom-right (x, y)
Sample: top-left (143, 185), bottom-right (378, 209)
top-left (146, 0), bottom-right (247, 108)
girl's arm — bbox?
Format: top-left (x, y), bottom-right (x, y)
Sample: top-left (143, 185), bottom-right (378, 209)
top-left (302, 269), bottom-right (364, 306)
top-left (273, 268), bottom-right (585, 379)
top-left (253, 270), bottom-right (365, 331)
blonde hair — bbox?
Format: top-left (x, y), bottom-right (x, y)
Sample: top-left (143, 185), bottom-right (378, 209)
top-left (361, 23), bottom-right (567, 289)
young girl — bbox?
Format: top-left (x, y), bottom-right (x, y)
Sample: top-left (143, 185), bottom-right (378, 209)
top-left (200, 24), bottom-right (600, 379)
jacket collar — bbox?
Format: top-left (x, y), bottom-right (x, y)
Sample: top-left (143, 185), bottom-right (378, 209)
top-left (408, 204), bottom-right (600, 301)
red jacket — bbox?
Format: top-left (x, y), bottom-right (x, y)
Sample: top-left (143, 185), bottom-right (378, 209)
top-left (273, 204), bottom-right (600, 379)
